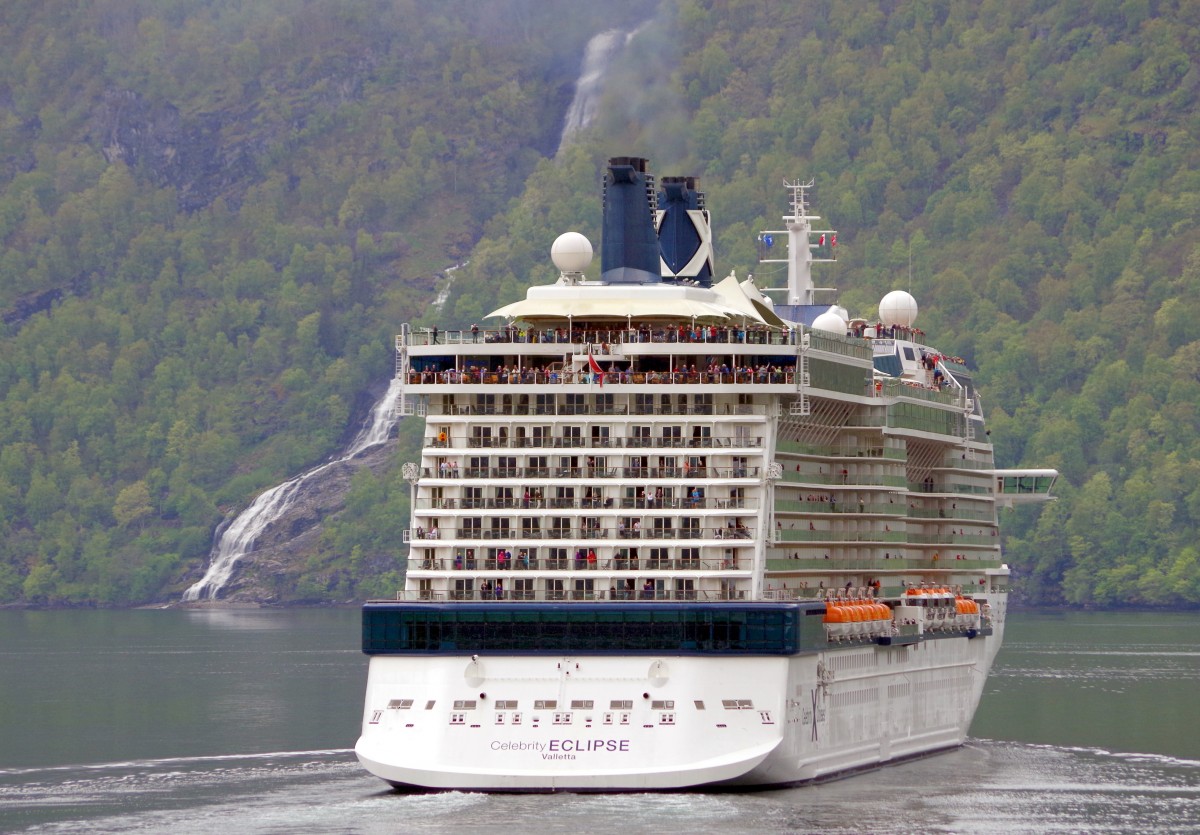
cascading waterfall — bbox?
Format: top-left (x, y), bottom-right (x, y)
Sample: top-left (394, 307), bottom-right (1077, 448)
top-left (182, 376), bottom-right (404, 602)
top-left (346, 376), bottom-right (405, 457)
top-left (432, 261), bottom-right (468, 314)
top-left (556, 25), bottom-right (647, 155)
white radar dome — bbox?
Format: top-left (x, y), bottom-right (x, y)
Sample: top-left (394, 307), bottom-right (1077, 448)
top-left (812, 309), bottom-right (847, 334)
top-left (551, 232), bottom-right (593, 273)
top-left (879, 290), bottom-right (918, 328)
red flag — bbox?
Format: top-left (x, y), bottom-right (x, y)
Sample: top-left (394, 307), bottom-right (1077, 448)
top-left (588, 353), bottom-right (603, 385)
top-left (817, 234), bottom-right (825, 246)
top-left (831, 233), bottom-right (837, 247)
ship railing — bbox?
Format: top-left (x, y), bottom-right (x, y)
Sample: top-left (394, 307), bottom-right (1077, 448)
top-left (618, 497), bottom-right (750, 510)
top-left (906, 481), bottom-right (993, 496)
top-left (774, 530), bottom-right (909, 544)
top-left (806, 331), bottom-right (874, 360)
top-left (775, 499), bottom-right (906, 516)
top-left (419, 466), bottom-right (760, 481)
top-left (879, 377), bottom-right (963, 406)
top-left (764, 556), bottom-right (1004, 571)
top-left (398, 588), bottom-right (754, 602)
top-left (406, 525), bottom-right (755, 542)
top-left (411, 557), bottom-right (745, 572)
top-left (404, 369), bottom-right (797, 387)
top-left (403, 325), bottom-right (799, 349)
top-left (780, 472), bottom-right (907, 487)
top-left (775, 439), bottom-right (905, 460)
top-left (939, 456), bottom-right (993, 471)
top-left (425, 403), bottom-right (769, 418)
top-left (907, 507), bottom-right (996, 522)
top-left (907, 533), bottom-right (997, 545)
top-left (759, 588), bottom-right (836, 602)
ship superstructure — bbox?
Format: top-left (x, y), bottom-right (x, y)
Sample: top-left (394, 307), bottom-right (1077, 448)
top-left (355, 157), bottom-right (1056, 791)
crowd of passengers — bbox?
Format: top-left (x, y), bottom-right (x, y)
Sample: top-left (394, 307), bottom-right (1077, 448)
top-left (468, 578), bottom-right (683, 601)
top-left (444, 323), bottom-right (795, 346)
top-left (425, 321), bottom-right (970, 368)
top-left (410, 362), bottom-right (793, 385)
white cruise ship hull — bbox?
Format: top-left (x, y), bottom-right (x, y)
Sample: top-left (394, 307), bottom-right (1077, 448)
top-left (355, 599), bottom-right (1004, 791)
top-left (356, 156), bottom-right (1054, 792)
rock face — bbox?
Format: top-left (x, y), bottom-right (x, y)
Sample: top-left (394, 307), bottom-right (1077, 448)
top-left (90, 50), bottom-right (375, 214)
top-left (92, 89), bottom-right (264, 212)
top-left (181, 441), bottom-right (397, 605)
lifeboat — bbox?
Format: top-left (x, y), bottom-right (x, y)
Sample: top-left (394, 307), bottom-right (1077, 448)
top-left (823, 600), bottom-right (851, 640)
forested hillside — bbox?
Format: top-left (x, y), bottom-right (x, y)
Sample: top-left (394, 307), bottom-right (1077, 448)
top-left (0, 0), bottom-right (651, 604)
top-left (2, 0), bottom-right (1198, 608)
top-left (444, 0), bottom-right (1200, 607)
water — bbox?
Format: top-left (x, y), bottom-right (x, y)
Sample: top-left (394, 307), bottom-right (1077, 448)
top-left (1, 609), bottom-right (1198, 833)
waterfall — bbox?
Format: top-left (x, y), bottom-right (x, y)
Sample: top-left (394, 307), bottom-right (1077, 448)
top-left (556, 29), bottom-right (628, 155)
top-left (432, 261), bottom-right (468, 314)
top-left (182, 377), bottom-right (404, 602)
top-left (345, 376), bottom-right (405, 457)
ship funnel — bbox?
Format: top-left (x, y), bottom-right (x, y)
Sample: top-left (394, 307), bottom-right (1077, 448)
top-left (657, 176), bottom-right (713, 288)
top-left (601, 157), bottom-right (662, 285)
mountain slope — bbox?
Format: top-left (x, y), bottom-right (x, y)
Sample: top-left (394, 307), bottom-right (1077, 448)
top-left (0, 0), bottom-right (652, 605)
top-left (443, 0), bottom-right (1200, 607)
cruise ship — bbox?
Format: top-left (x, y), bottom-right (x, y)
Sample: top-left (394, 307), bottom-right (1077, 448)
top-left (355, 156), bottom-right (1056, 791)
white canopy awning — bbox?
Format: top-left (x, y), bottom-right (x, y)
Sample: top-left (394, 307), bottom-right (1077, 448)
top-left (710, 273), bottom-right (790, 328)
top-left (485, 275), bottom-right (792, 327)
top-left (486, 295), bottom-right (747, 322)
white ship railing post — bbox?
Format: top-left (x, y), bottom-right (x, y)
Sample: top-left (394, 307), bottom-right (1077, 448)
top-left (755, 461), bottom-right (784, 600)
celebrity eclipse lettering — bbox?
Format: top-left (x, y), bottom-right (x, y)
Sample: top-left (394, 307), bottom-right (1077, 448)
top-left (490, 738), bottom-right (632, 760)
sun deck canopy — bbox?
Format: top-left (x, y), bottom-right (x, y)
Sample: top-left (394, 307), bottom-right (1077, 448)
top-left (487, 276), bottom-right (791, 328)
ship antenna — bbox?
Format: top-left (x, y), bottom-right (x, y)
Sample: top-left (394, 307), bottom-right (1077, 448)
top-left (758, 178), bottom-right (836, 307)
top-left (784, 178), bottom-right (816, 306)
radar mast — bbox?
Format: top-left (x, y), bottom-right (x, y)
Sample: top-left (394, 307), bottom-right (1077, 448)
top-left (758, 179), bottom-right (837, 306)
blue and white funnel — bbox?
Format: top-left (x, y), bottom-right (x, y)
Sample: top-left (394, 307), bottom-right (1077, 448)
top-left (600, 157), bottom-right (662, 285)
top-left (657, 176), bottom-right (713, 288)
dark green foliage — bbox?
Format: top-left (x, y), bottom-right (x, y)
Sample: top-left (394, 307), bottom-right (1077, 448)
top-left (443, 0), bottom-right (1200, 608)
top-left (0, 0), bottom-right (650, 605)
top-left (2, 0), bottom-right (1199, 607)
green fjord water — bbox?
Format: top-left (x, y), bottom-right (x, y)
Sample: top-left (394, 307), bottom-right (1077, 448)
top-left (0, 608), bottom-right (1197, 833)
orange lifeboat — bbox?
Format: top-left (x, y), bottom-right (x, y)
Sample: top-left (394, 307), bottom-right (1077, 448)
top-left (848, 599), bottom-right (866, 623)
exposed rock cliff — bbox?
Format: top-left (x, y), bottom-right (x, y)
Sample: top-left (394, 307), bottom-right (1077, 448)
top-left (179, 441), bottom-right (397, 605)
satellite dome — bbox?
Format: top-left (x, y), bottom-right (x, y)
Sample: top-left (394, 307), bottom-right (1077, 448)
top-left (812, 309), bottom-right (847, 334)
top-left (551, 232), bottom-right (593, 273)
top-left (879, 290), bottom-right (918, 328)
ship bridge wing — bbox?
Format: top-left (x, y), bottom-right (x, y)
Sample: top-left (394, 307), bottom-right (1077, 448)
top-left (993, 468), bottom-right (1058, 508)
